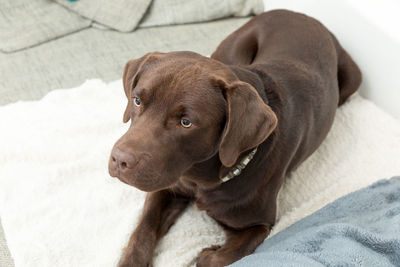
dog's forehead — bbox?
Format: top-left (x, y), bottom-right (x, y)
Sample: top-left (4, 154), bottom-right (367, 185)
top-left (138, 60), bottom-right (219, 99)
top-left (140, 53), bottom-right (231, 83)
top-left (134, 59), bottom-right (226, 117)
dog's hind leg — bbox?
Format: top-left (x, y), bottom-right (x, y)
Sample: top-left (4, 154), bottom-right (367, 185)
top-left (211, 24), bottom-right (259, 66)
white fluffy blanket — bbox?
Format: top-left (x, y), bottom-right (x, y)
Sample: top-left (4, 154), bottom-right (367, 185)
top-left (1, 79), bottom-right (400, 267)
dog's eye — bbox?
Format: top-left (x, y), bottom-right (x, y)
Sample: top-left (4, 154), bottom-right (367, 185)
top-left (181, 118), bottom-right (192, 128)
top-left (134, 97), bottom-right (141, 106)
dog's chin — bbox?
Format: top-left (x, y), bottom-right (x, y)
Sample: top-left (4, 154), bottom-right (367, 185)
top-left (122, 178), bottom-right (162, 192)
top-left (112, 172), bottom-right (175, 192)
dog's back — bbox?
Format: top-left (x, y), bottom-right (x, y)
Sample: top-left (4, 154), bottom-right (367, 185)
top-left (212, 9), bottom-right (361, 171)
top-left (212, 9), bottom-right (361, 106)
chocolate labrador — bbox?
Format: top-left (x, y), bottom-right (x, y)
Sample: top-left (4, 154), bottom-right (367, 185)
top-left (108, 9), bottom-right (361, 267)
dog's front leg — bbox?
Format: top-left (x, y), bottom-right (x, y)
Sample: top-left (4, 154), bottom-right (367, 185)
top-left (118, 190), bottom-right (190, 267)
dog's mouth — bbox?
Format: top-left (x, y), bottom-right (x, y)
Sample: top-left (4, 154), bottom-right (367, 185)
top-left (108, 159), bottom-right (171, 192)
top-left (109, 169), bottom-right (130, 186)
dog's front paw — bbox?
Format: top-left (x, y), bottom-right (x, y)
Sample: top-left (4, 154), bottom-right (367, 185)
top-left (196, 245), bottom-right (227, 267)
top-left (119, 262), bottom-right (152, 267)
top-left (118, 249), bottom-right (153, 267)
top-left (118, 257), bottom-right (153, 267)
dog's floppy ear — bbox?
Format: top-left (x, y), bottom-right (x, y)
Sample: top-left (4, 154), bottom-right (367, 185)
top-left (122, 52), bottom-right (160, 123)
top-left (217, 78), bottom-right (278, 167)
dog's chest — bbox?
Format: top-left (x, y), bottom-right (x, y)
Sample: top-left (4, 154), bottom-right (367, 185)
top-left (175, 177), bottom-right (227, 210)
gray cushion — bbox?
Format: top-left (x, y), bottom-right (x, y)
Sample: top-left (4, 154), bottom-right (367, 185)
top-left (0, 0), bottom-right (91, 53)
top-left (140, 0), bottom-right (263, 27)
top-left (0, 0), bottom-right (262, 52)
top-left (0, 17), bottom-right (250, 106)
top-left (55, 0), bottom-right (263, 31)
top-left (54, 0), bottom-right (153, 32)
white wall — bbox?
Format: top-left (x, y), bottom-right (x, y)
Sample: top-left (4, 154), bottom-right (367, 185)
top-left (263, 0), bottom-right (400, 119)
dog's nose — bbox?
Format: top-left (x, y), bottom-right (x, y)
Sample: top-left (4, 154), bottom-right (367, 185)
top-left (110, 147), bottom-right (138, 170)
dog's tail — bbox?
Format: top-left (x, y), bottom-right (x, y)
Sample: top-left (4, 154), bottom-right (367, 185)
top-left (332, 35), bottom-right (362, 106)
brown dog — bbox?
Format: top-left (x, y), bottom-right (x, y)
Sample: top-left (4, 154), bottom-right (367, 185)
top-left (108, 9), bottom-right (361, 267)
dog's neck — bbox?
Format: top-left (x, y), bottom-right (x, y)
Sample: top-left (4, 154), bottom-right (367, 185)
top-left (181, 147), bottom-right (259, 190)
top-left (220, 147), bottom-right (258, 183)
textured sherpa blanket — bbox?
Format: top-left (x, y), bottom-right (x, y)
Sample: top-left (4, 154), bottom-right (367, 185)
top-left (0, 79), bottom-right (400, 267)
top-left (0, 0), bottom-right (262, 52)
top-left (232, 177), bottom-right (400, 267)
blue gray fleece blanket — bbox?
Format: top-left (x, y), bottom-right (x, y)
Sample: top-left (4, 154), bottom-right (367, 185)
top-left (231, 177), bottom-right (400, 267)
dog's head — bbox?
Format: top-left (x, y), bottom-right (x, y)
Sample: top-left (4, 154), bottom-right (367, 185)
top-left (108, 51), bottom-right (277, 192)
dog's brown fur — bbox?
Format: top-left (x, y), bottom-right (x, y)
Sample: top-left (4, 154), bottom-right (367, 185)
top-left (109, 10), bottom-right (361, 267)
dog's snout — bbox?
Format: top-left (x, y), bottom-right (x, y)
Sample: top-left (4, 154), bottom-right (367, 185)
top-left (111, 147), bottom-right (138, 170)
